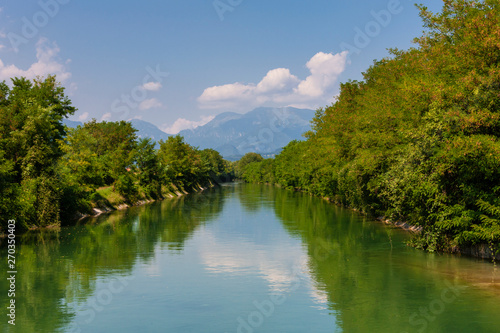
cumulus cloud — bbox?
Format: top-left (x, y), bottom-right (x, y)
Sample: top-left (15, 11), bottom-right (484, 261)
top-left (78, 112), bottom-right (89, 121)
top-left (101, 112), bottom-right (111, 121)
top-left (161, 115), bottom-right (215, 134)
top-left (198, 230), bottom-right (314, 294)
top-left (142, 81), bottom-right (162, 91)
top-left (138, 98), bottom-right (162, 111)
top-left (198, 51), bottom-right (348, 110)
top-left (295, 52), bottom-right (347, 98)
top-left (0, 38), bottom-right (72, 83)
top-left (255, 68), bottom-right (299, 94)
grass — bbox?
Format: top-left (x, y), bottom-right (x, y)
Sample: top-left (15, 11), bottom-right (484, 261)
top-left (93, 186), bottom-right (126, 208)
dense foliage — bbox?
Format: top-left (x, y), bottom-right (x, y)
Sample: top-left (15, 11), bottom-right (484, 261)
top-left (239, 0), bottom-right (500, 254)
top-left (0, 77), bottom-right (233, 233)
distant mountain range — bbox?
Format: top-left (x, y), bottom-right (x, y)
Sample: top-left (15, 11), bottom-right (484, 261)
top-left (129, 119), bottom-right (171, 143)
top-left (64, 107), bottom-right (315, 160)
top-left (178, 107), bottom-right (314, 159)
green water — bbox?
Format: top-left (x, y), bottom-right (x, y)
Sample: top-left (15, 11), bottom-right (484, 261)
top-left (1, 183), bottom-right (500, 333)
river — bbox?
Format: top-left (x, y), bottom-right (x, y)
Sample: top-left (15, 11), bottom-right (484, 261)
top-left (1, 183), bottom-right (500, 332)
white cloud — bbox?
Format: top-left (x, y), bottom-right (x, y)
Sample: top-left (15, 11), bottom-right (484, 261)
top-left (101, 112), bottom-right (111, 121)
top-left (255, 68), bottom-right (299, 94)
top-left (161, 115), bottom-right (215, 134)
top-left (295, 52), bottom-right (347, 98)
top-left (142, 81), bottom-right (162, 91)
top-left (138, 98), bottom-right (162, 111)
top-left (78, 112), bottom-right (89, 121)
top-left (198, 51), bottom-right (348, 110)
top-left (198, 230), bottom-right (311, 294)
top-left (200, 82), bottom-right (253, 105)
top-left (0, 38), bottom-right (72, 83)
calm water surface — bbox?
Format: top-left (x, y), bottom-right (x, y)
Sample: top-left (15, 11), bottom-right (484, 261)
top-left (1, 183), bottom-right (500, 332)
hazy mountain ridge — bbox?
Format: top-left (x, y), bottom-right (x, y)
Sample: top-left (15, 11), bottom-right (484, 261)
top-left (129, 119), bottom-right (170, 143)
top-left (62, 119), bottom-right (83, 128)
top-left (179, 107), bottom-right (315, 158)
top-left (64, 106), bottom-right (315, 159)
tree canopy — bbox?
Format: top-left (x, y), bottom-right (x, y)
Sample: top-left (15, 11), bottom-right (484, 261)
top-left (0, 78), bottom-right (233, 233)
top-left (238, 0), bottom-right (500, 254)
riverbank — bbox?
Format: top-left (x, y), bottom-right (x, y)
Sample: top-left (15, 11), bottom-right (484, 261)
top-left (78, 181), bottom-right (216, 220)
top-left (77, 180), bottom-right (223, 226)
top-left (378, 216), bottom-right (500, 261)
top-left (273, 183), bottom-right (499, 262)
top-left (1, 181), bottom-right (219, 237)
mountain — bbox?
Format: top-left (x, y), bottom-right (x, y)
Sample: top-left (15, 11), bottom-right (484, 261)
top-left (62, 119), bottom-right (83, 128)
top-left (179, 107), bottom-right (315, 159)
top-left (129, 119), bottom-right (170, 143)
top-left (63, 106), bottom-right (315, 159)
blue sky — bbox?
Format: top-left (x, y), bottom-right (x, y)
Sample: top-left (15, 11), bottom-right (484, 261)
top-left (0, 0), bottom-right (443, 133)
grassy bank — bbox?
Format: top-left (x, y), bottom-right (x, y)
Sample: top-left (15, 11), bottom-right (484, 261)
top-left (78, 181), bottom-right (218, 220)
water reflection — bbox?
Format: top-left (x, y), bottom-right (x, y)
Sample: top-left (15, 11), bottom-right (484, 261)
top-left (1, 184), bottom-right (499, 333)
top-left (0, 188), bottom-right (225, 333)
top-left (262, 183), bottom-right (500, 333)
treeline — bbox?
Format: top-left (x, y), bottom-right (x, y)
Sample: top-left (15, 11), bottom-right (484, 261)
top-left (238, 1), bottom-right (500, 253)
top-left (0, 77), bottom-right (233, 233)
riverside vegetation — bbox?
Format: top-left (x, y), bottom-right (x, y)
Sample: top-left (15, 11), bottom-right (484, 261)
top-left (237, 1), bottom-right (500, 256)
top-left (0, 76), bottom-right (234, 234)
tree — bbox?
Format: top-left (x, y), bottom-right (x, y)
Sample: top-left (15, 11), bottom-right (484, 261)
top-left (136, 138), bottom-right (162, 199)
top-left (0, 76), bottom-right (76, 230)
top-left (60, 119), bottom-right (138, 187)
top-left (200, 148), bottom-right (226, 182)
top-left (235, 152), bottom-right (263, 178)
top-left (158, 135), bottom-right (203, 189)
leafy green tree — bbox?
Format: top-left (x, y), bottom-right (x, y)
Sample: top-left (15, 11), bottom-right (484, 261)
top-left (200, 148), bottom-right (226, 181)
top-left (235, 152), bottom-right (263, 178)
top-left (59, 126), bottom-right (105, 190)
top-left (60, 119), bottom-right (138, 186)
top-left (0, 151), bottom-right (17, 232)
top-left (0, 76), bottom-right (76, 230)
top-left (136, 138), bottom-right (162, 199)
top-left (158, 135), bottom-right (203, 189)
